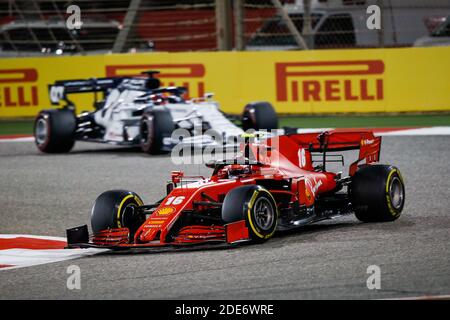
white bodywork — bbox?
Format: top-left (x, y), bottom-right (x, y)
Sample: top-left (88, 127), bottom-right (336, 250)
top-left (94, 88), bottom-right (146, 142)
top-left (92, 88), bottom-right (243, 144)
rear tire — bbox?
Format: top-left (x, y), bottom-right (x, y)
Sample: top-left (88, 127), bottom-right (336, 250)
top-left (241, 101), bottom-right (278, 131)
top-left (351, 165), bottom-right (405, 222)
top-left (222, 185), bottom-right (278, 242)
top-left (34, 109), bottom-right (76, 153)
top-left (91, 190), bottom-right (145, 239)
top-left (140, 109), bottom-right (175, 154)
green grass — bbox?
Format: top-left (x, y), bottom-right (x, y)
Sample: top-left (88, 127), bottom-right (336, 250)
top-left (1, 114), bottom-right (450, 135)
top-left (0, 121), bottom-right (34, 135)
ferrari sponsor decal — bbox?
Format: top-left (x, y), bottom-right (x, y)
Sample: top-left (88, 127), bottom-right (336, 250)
top-left (305, 188), bottom-right (312, 202)
top-left (312, 180), bottom-right (323, 195)
top-left (148, 220), bottom-right (166, 225)
top-left (155, 206), bottom-right (176, 215)
top-left (305, 177), bottom-right (323, 198)
top-left (361, 138), bottom-right (375, 146)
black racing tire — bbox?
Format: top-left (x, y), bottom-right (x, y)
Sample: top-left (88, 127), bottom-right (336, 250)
top-left (222, 185), bottom-right (278, 242)
top-left (350, 165), bottom-right (405, 222)
top-left (140, 109), bottom-right (175, 154)
top-left (34, 109), bottom-right (76, 153)
top-left (91, 190), bottom-right (145, 239)
top-left (241, 101), bottom-right (278, 131)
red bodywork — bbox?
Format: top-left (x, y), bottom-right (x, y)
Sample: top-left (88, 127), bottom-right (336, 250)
top-left (91, 130), bottom-right (381, 248)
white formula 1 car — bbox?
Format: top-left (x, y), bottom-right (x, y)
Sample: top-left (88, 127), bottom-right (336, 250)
top-left (34, 71), bottom-right (278, 154)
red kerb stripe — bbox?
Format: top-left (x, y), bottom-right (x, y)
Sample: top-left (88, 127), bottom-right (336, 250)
top-left (0, 237), bottom-right (67, 250)
top-left (0, 134), bottom-right (33, 140)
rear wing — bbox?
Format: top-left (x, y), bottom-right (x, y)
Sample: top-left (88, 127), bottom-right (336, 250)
top-left (48, 70), bottom-right (163, 105)
top-left (273, 130), bottom-right (382, 176)
top-left (48, 77), bottom-right (126, 105)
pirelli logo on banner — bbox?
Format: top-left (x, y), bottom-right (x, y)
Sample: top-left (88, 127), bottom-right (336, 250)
top-left (0, 69), bottom-right (39, 108)
top-left (275, 60), bottom-right (385, 103)
top-left (105, 64), bottom-right (206, 99)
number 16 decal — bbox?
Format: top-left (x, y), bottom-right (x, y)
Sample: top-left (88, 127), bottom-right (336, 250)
top-left (165, 196), bottom-right (185, 205)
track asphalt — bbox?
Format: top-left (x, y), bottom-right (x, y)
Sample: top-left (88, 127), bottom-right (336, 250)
top-left (0, 137), bottom-right (449, 299)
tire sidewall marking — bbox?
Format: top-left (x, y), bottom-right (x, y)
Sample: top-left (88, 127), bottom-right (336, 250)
top-left (141, 115), bottom-right (154, 150)
top-left (246, 190), bottom-right (262, 239)
top-left (116, 194), bottom-right (143, 228)
top-left (385, 168), bottom-right (403, 217)
top-left (246, 189), bottom-right (278, 240)
top-left (35, 113), bottom-right (51, 150)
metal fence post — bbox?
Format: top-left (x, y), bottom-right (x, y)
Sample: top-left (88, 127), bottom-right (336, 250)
top-left (215, 0), bottom-right (233, 51)
top-left (112, 0), bottom-right (142, 53)
top-left (234, 0), bottom-right (245, 51)
top-left (303, 0), bottom-right (314, 49)
top-left (271, 0), bottom-right (308, 50)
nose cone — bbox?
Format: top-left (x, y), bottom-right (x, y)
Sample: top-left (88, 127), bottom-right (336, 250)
top-left (139, 223), bottom-right (163, 242)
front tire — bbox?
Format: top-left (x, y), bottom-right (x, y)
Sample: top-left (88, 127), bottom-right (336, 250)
top-left (140, 109), bottom-right (175, 154)
top-left (91, 190), bottom-right (145, 239)
top-left (34, 109), bottom-right (76, 153)
top-left (241, 101), bottom-right (278, 131)
top-left (351, 165), bottom-right (405, 222)
top-left (222, 185), bottom-right (278, 242)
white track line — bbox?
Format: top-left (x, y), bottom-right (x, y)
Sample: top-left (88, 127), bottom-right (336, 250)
top-left (0, 234), bottom-right (66, 241)
top-left (384, 294), bottom-right (450, 300)
top-left (0, 136), bottom-right (34, 142)
top-left (0, 127), bottom-right (450, 143)
top-left (0, 234), bottom-right (108, 271)
top-left (0, 248), bottom-right (108, 271)
top-left (380, 126), bottom-right (450, 136)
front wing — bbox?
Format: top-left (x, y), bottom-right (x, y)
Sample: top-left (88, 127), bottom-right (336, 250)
top-left (66, 220), bottom-right (251, 251)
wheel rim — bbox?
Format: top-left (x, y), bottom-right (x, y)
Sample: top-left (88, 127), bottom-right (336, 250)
top-left (253, 197), bottom-right (275, 231)
top-left (35, 118), bottom-right (48, 145)
top-left (121, 203), bottom-right (143, 235)
top-left (243, 110), bottom-right (256, 130)
top-left (389, 176), bottom-right (404, 210)
top-left (141, 117), bottom-right (153, 147)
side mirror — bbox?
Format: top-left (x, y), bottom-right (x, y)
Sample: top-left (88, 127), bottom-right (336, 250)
top-left (171, 170), bottom-right (184, 184)
top-left (166, 182), bottom-right (175, 194)
top-left (204, 93), bottom-right (214, 99)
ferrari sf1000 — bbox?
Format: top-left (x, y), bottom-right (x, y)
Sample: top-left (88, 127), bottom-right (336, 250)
top-left (67, 130), bottom-right (405, 249)
top-left (34, 71), bottom-right (278, 154)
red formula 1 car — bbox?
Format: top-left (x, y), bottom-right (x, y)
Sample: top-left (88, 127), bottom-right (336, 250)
top-left (66, 130), bottom-right (405, 250)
